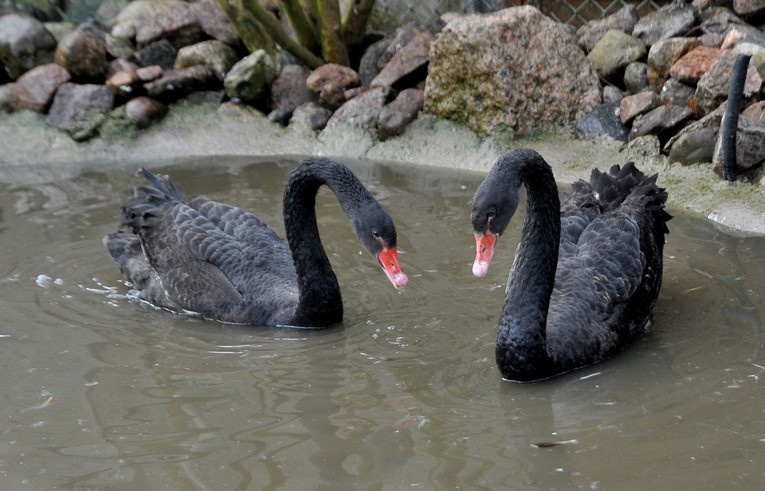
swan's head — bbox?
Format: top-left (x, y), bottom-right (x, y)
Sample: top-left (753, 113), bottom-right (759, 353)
top-left (470, 158), bottom-right (521, 277)
top-left (353, 203), bottom-right (408, 290)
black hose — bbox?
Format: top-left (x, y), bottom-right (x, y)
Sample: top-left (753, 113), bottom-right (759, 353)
top-left (720, 54), bottom-right (751, 182)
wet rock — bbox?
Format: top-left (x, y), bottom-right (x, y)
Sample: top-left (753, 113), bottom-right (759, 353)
top-left (47, 83), bottom-right (114, 141)
top-left (668, 127), bottom-right (718, 164)
top-left (108, 58), bottom-right (139, 77)
top-left (633, 2), bottom-right (697, 47)
top-left (695, 50), bottom-right (763, 114)
top-left (588, 30), bottom-right (646, 79)
top-left (306, 63), bottom-right (359, 110)
top-left (624, 61), bottom-right (649, 93)
top-left (323, 86), bottom-right (391, 136)
top-left (175, 40), bottom-right (238, 80)
top-left (134, 39), bottom-right (177, 69)
top-left (7, 63), bottom-right (70, 112)
top-left (268, 64), bottom-right (314, 124)
top-left (135, 2), bottom-right (202, 49)
top-left (189, 0), bottom-right (239, 46)
top-left (669, 45), bottom-right (724, 84)
top-left (370, 26), bottom-right (432, 89)
top-left (44, 21), bottom-right (77, 43)
top-left (124, 96), bottom-right (167, 128)
top-left (603, 85), bottom-right (626, 105)
top-left (223, 50), bottom-right (276, 104)
top-left (660, 78), bottom-right (695, 106)
top-left (54, 30), bottom-right (107, 81)
top-left (377, 88), bottom-right (424, 140)
top-left (0, 13), bottom-right (57, 79)
top-left (577, 4), bottom-right (638, 53)
top-left (425, 6), bottom-right (601, 136)
top-left (144, 65), bottom-right (215, 101)
top-left (577, 103), bottom-right (629, 142)
top-left (620, 90), bottom-right (660, 124)
top-left (291, 101), bottom-right (333, 131)
top-left (629, 103), bottom-right (692, 140)
top-left (646, 37), bottom-right (701, 87)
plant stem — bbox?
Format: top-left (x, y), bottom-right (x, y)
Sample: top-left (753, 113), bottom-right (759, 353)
top-left (279, 0), bottom-right (320, 53)
top-left (315, 0), bottom-right (350, 66)
top-left (342, 0), bottom-right (375, 46)
top-left (218, 0), bottom-right (276, 56)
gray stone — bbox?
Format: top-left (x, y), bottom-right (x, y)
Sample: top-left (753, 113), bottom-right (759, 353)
top-left (105, 33), bottom-right (135, 59)
top-left (577, 4), bottom-right (638, 53)
top-left (291, 101), bottom-right (333, 132)
top-left (668, 127), bottom-right (718, 164)
top-left (268, 64), bottom-right (314, 124)
top-left (425, 6), bottom-right (601, 136)
top-left (377, 88), bottom-right (424, 140)
top-left (46, 83), bottom-right (114, 141)
top-left (43, 22), bottom-right (77, 43)
top-left (588, 30), bottom-right (647, 78)
top-left (189, 0), bottom-right (239, 46)
top-left (223, 50), bottom-right (277, 104)
top-left (175, 40), bottom-right (238, 80)
top-left (144, 65), bottom-right (215, 100)
top-left (135, 2), bottom-right (202, 49)
top-left (0, 13), bottom-right (56, 79)
top-left (733, 0), bottom-right (765, 19)
top-left (324, 86), bottom-right (391, 135)
top-left (629, 104), bottom-right (692, 140)
top-left (660, 78), bottom-right (695, 107)
top-left (620, 90), bottom-right (660, 124)
top-left (134, 39), bottom-right (177, 69)
top-left (370, 26), bottom-right (432, 89)
top-left (54, 30), bottom-right (107, 81)
top-left (7, 63), bottom-right (70, 112)
top-left (713, 118), bottom-right (765, 175)
top-left (358, 36), bottom-right (393, 87)
top-left (695, 50), bottom-right (763, 115)
top-left (602, 85), bottom-right (625, 105)
top-left (577, 103), bottom-right (629, 142)
top-left (633, 2), bottom-right (698, 47)
top-left (624, 62), bottom-right (649, 93)
top-left (646, 37), bottom-right (701, 88)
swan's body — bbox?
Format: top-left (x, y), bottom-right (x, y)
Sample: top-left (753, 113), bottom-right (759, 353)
top-left (471, 149), bottom-right (670, 382)
top-left (104, 158), bottom-right (407, 328)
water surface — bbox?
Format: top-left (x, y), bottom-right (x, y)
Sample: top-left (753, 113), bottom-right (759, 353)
top-left (0, 157), bottom-right (763, 489)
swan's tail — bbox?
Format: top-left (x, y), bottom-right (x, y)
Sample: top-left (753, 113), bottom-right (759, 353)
top-left (121, 168), bottom-right (186, 234)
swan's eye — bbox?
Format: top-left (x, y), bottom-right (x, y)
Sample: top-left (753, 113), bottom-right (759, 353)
top-left (372, 231), bottom-right (382, 239)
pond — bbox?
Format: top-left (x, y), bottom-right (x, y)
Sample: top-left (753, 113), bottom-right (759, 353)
top-left (0, 156), bottom-right (763, 488)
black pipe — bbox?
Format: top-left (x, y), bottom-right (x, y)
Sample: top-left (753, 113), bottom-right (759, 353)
top-left (720, 54), bottom-right (751, 182)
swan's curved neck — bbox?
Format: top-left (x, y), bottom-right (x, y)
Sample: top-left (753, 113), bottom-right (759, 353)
top-left (496, 161), bottom-right (561, 378)
top-left (283, 159), bottom-right (369, 327)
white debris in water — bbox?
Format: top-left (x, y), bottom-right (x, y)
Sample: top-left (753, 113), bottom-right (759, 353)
top-left (36, 274), bottom-right (63, 288)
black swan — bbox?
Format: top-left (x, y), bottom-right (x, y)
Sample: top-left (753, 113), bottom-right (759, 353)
top-left (470, 149), bottom-right (671, 382)
top-left (104, 157), bottom-right (408, 328)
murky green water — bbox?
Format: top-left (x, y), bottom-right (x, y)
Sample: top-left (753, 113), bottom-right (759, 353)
top-left (0, 157), bottom-right (763, 489)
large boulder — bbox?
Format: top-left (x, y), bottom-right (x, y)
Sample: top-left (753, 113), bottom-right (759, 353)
top-left (223, 50), bottom-right (277, 104)
top-left (46, 83), bottom-right (115, 141)
top-left (425, 7), bottom-right (600, 137)
top-left (0, 13), bottom-right (57, 79)
top-left (54, 30), bottom-right (108, 81)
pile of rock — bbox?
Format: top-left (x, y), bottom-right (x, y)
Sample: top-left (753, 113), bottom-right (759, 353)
top-left (0, 0), bottom-right (763, 177)
top-left (0, 0), bottom-right (429, 141)
top-left (574, 0), bottom-right (764, 175)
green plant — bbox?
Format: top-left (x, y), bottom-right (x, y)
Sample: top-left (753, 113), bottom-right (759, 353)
top-left (217, 0), bottom-right (376, 69)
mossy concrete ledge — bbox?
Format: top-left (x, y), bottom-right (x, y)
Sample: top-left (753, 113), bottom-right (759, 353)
top-left (1, 102), bottom-right (763, 237)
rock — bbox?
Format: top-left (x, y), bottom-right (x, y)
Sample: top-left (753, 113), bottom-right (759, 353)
top-left (323, 86), bottom-right (391, 136)
top-left (124, 96), bottom-right (167, 127)
top-left (660, 78), bottom-right (695, 106)
top-left (0, 13), bottom-right (57, 79)
top-left (742, 100), bottom-right (765, 124)
top-left (577, 103), bottom-right (629, 142)
top-left (105, 33), bottom-right (135, 59)
top-left (733, 0), bottom-right (765, 19)
top-left (603, 85), bottom-right (626, 105)
top-left (669, 45), bottom-right (724, 84)
top-left (627, 134), bottom-right (662, 159)
top-left (106, 70), bottom-right (143, 97)
top-left (268, 64), bottom-right (314, 124)
top-left (223, 50), bottom-right (277, 104)
top-left (377, 88), bottom-right (424, 140)
top-left (186, 90), bottom-right (225, 104)
top-left (370, 26), bottom-right (432, 89)
top-left (712, 118), bottom-right (765, 175)
top-left (77, 19), bottom-right (109, 40)
top-left (0, 83), bottom-right (12, 112)
top-left (668, 127), bottom-right (718, 164)
top-left (646, 37), bottom-right (701, 87)
top-left (44, 21), bottom-right (77, 43)
top-left (112, 0), bottom-right (187, 35)
top-left (624, 61), bottom-right (649, 93)
top-left (577, 4), bottom-right (638, 53)
top-left (108, 58), bottom-right (139, 77)
top-left (54, 30), bottom-right (107, 81)
top-left (358, 36), bottom-right (393, 87)
top-left (700, 8), bottom-right (765, 46)
top-left (425, 6), bottom-right (601, 136)
top-left (633, 2), bottom-right (697, 47)
top-left (144, 65), bottom-right (215, 100)
top-left (344, 86), bottom-right (368, 100)
top-left (175, 40), bottom-right (238, 80)
top-left (620, 90), bottom-right (660, 124)
top-left (629, 103), bottom-right (693, 140)
top-left (46, 83), bottom-right (114, 141)
top-left (306, 63), bottom-right (359, 109)
top-left (136, 64), bottom-right (163, 81)
top-left (291, 101), bottom-right (333, 131)
top-left (7, 63), bottom-right (70, 112)
top-left (695, 50), bottom-right (763, 114)
top-left (588, 29), bottom-right (646, 79)
top-left (134, 39), bottom-right (177, 69)
top-left (189, 0), bottom-right (239, 46)
top-left (664, 100), bottom-right (726, 153)
top-left (135, 2), bottom-right (202, 49)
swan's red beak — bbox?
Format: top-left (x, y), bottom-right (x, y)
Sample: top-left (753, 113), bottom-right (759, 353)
top-left (473, 232), bottom-right (497, 277)
top-left (378, 247), bottom-right (408, 289)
